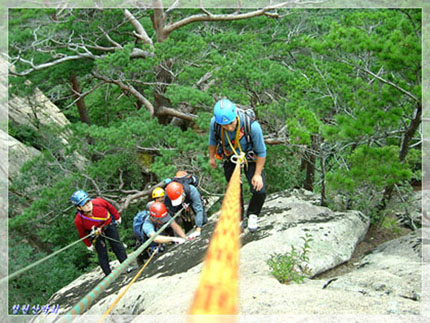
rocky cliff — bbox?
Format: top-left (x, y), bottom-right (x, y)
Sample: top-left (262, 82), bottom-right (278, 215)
top-left (33, 189), bottom-right (423, 321)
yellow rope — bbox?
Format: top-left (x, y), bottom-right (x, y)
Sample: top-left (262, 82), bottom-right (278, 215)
top-left (188, 161), bottom-right (241, 317)
top-left (98, 246), bottom-right (159, 322)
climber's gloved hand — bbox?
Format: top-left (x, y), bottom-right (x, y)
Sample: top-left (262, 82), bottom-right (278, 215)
top-left (87, 245), bottom-right (95, 252)
top-left (171, 237), bottom-right (186, 244)
top-left (116, 217), bottom-right (122, 225)
top-left (163, 178), bottom-right (172, 185)
top-left (187, 230), bottom-right (201, 241)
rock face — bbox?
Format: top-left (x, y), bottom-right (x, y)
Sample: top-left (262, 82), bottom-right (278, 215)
top-left (8, 80), bottom-right (87, 170)
top-left (324, 230), bottom-right (421, 304)
top-left (8, 86), bottom-right (72, 144)
top-left (37, 189), bottom-right (422, 320)
top-left (3, 129), bottom-right (40, 182)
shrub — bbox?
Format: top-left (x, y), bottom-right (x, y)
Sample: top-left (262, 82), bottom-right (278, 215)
top-left (266, 233), bottom-right (313, 284)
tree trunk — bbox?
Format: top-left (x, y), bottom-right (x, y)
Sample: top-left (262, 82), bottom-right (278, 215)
top-left (376, 102), bottom-right (422, 211)
top-left (304, 156), bottom-right (315, 191)
top-left (303, 135), bottom-right (319, 191)
top-left (320, 153), bottom-right (327, 207)
top-left (70, 74), bottom-right (91, 125)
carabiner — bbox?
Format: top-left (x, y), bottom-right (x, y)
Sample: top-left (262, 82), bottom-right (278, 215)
top-left (230, 152), bottom-right (246, 165)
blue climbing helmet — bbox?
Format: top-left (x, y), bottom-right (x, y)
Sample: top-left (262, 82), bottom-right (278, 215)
top-left (214, 99), bottom-right (237, 125)
top-left (71, 190), bottom-right (91, 207)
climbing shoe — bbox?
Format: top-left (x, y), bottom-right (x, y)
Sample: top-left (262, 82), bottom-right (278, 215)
top-left (247, 214), bottom-right (258, 232)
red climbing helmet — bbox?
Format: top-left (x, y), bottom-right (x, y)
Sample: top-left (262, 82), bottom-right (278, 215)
top-left (166, 182), bottom-right (184, 206)
top-left (149, 202), bottom-right (168, 218)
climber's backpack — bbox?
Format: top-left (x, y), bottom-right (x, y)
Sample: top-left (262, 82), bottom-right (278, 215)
top-left (172, 171), bottom-right (199, 187)
top-left (133, 210), bottom-right (150, 240)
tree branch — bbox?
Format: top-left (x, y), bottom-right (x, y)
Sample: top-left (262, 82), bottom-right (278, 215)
top-left (158, 105), bottom-right (197, 121)
top-left (98, 26), bottom-right (123, 49)
top-left (92, 72), bottom-right (155, 115)
top-left (124, 9), bottom-right (154, 48)
top-left (64, 81), bottom-right (104, 109)
top-left (360, 67), bottom-right (419, 102)
top-left (119, 180), bottom-right (166, 212)
top-left (163, 1), bottom-right (325, 35)
top-left (9, 53), bottom-right (96, 76)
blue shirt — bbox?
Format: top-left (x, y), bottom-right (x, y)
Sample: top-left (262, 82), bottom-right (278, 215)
top-left (142, 216), bottom-right (158, 237)
top-left (208, 114), bottom-right (267, 158)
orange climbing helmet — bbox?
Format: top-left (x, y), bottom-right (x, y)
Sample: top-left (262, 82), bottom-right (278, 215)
top-left (149, 202), bottom-right (168, 218)
top-left (166, 182), bottom-right (184, 206)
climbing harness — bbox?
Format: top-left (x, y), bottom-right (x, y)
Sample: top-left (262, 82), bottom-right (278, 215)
top-left (222, 117), bottom-right (250, 170)
top-left (230, 151), bottom-right (247, 166)
top-left (98, 246), bottom-right (160, 322)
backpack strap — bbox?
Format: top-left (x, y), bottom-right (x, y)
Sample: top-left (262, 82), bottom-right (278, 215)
top-left (238, 110), bottom-right (253, 148)
top-left (214, 122), bottom-right (221, 144)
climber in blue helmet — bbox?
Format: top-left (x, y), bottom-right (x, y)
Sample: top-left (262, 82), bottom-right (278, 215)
top-left (208, 98), bottom-right (267, 233)
top-left (72, 189), bottom-right (128, 276)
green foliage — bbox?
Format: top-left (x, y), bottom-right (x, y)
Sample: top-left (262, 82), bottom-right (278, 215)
top-left (381, 216), bottom-right (402, 234)
top-left (265, 145), bottom-right (304, 193)
top-left (287, 108), bottom-right (321, 145)
top-left (8, 236), bottom-right (87, 310)
top-left (267, 234), bottom-right (313, 284)
top-left (7, 7), bottom-right (422, 308)
top-left (327, 145), bottom-right (412, 192)
top-left (8, 121), bottom-right (44, 150)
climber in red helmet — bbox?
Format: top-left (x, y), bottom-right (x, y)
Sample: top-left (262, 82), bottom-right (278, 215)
top-left (164, 181), bottom-right (207, 239)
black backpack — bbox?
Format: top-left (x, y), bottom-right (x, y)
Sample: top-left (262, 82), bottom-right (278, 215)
top-left (214, 108), bottom-right (256, 150)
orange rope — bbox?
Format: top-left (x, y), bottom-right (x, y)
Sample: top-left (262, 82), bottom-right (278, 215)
top-left (188, 161), bottom-right (241, 318)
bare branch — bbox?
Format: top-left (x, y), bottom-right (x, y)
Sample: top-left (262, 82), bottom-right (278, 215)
top-left (165, 0), bottom-right (180, 14)
top-left (361, 67), bottom-right (419, 102)
top-left (124, 9), bottom-right (154, 48)
top-left (119, 180), bottom-right (166, 212)
top-left (162, 1), bottom-right (325, 35)
top-left (118, 168), bottom-right (124, 190)
top-left (136, 146), bottom-right (176, 153)
top-left (64, 81), bottom-right (104, 109)
top-left (9, 53), bottom-right (96, 76)
top-left (196, 71), bottom-right (212, 90)
top-left (158, 105), bottom-right (197, 121)
top-left (130, 48), bottom-right (154, 59)
top-left (82, 173), bottom-right (102, 197)
top-left (92, 72), bottom-right (155, 115)
top-left (164, 8), bottom-right (279, 34)
top-left (312, 56), bottom-right (337, 108)
top-left (98, 26), bottom-right (123, 49)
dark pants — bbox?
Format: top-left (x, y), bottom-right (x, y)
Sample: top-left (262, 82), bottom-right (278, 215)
top-left (94, 222), bottom-right (127, 276)
top-left (135, 226), bottom-right (175, 266)
top-left (223, 160), bottom-right (266, 218)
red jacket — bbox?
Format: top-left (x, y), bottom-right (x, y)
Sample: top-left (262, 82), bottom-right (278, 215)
top-left (74, 198), bottom-right (121, 247)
